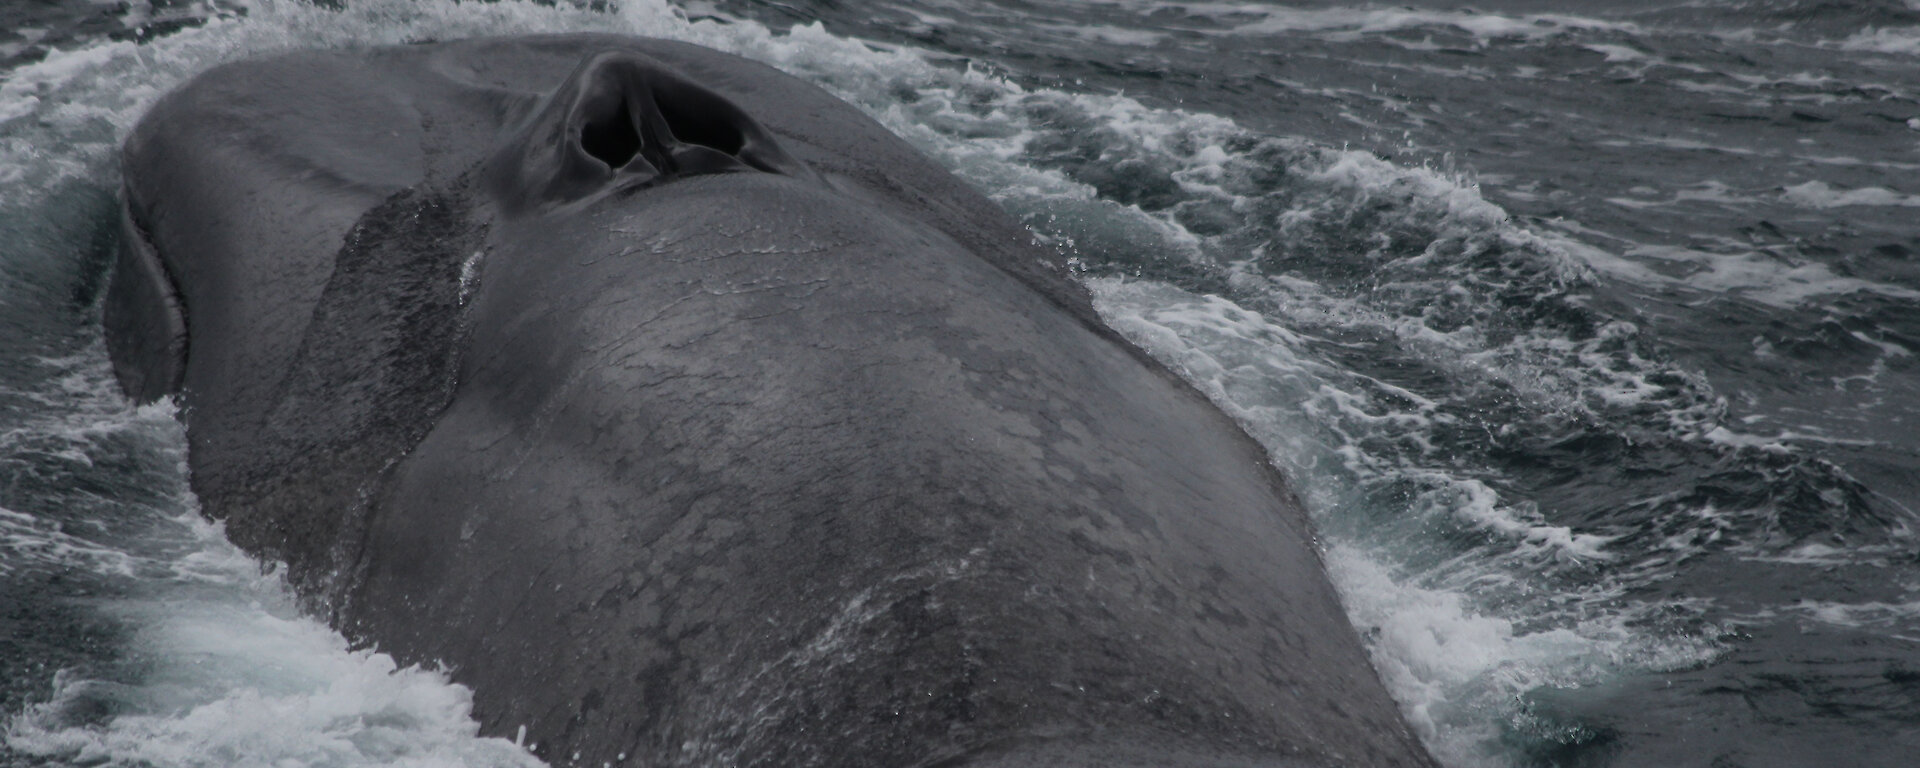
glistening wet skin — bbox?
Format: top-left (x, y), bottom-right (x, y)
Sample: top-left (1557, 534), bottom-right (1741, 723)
top-left (87, 31), bottom-right (1439, 768)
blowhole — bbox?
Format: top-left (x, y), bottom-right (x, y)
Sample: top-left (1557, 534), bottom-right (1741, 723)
top-left (580, 97), bottom-right (641, 169)
top-left (657, 88), bottom-right (746, 156)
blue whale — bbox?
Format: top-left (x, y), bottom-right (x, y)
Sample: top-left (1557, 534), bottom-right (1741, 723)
top-left (102, 33), bottom-right (1437, 768)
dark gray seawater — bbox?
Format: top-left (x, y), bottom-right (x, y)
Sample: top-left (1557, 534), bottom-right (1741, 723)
top-left (3, 1), bottom-right (1918, 766)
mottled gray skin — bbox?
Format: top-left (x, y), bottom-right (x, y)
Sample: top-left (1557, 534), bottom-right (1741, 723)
top-left (102, 34), bottom-right (1436, 768)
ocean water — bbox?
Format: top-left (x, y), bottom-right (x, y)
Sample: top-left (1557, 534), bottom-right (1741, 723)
top-left (2, 0), bottom-right (1918, 766)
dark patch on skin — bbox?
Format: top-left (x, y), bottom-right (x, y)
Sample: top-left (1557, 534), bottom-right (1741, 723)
top-left (207, 183), bottom-right (486, 605)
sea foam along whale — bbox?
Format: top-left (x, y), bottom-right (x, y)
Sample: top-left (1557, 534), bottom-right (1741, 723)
top-left (101, 33), bottom-right (1438, 768)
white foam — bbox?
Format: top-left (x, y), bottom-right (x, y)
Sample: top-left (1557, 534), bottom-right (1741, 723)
top-left (1407, 475), bottom-right (1616, 562)
top-left (1325, 545), bottom-right (1719, 768)
top-left (1302, 150), bottom-right (1512, 230)
top-left (1594, 134), bottom-right (1757, 155)
top-left (1087, 279), bottom-right (1335, 483)
top-left (1540, 213), bottom-right (1920, 310)
top-left (7, 530), bottom-right (543, 768)
top-left (1032, 21), bottom-right (1168, 47)
top-left (0, 356), bottom-right (535, 767)
top-left (1838, 26), bottom-right (1920, 55)
top-left (0, 357), bottom-right (185, 578)
top-left (1781, 180), bottom-right (1920, 208)
top-left (1583, 43), bottom-right (1645, 62)
top-left (1149, 3), bottom-right (1640, 46)
top-left (1696, 422), bottom-right (1897, 453)
top-left (0, 505), bottom-right (138, 578)
top-left (1082, 277), bottom-right (1709, 765)
top-left (1787, 598), bottom-right (1920, 629)
top-left (1628, 243), bottom-right (1920, 308)
top-left (1751, 541), bottom-right (1872, 566)
top-left (0, 38), bottom-right (138, 124)
top-left (1605, 180), bottom-right (1767, 210)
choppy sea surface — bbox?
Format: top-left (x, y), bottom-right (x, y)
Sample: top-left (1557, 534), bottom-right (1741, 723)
top-left (3, 1), bottom-right (1918, 766)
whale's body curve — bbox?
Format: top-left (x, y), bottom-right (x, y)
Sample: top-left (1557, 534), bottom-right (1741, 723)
top-left (102, 34), bottom-right (1437, 768)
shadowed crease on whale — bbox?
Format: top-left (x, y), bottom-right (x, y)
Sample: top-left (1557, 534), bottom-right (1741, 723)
top-left (99, 33), bottom-right (1438, 768)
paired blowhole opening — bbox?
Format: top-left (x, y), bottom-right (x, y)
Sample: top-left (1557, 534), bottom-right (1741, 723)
top-left (577, 88), bottom-right (749, 171)
top-left (580, 96), bottom-right (642, 168)
top-left (486, 50), bottom-right (817, 213)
